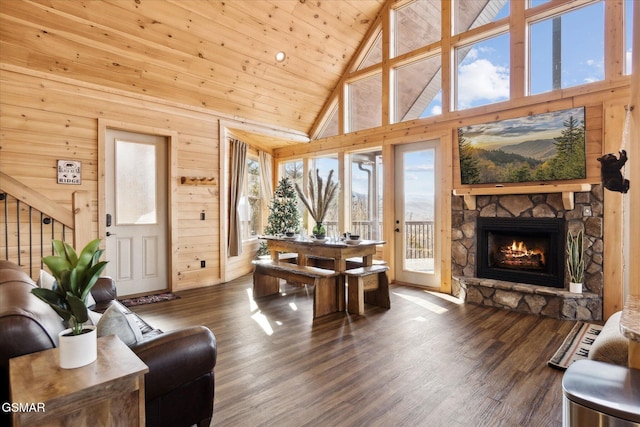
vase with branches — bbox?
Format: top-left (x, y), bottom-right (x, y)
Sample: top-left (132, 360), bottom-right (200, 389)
top-left (295, 169), bottom-right (339, 239)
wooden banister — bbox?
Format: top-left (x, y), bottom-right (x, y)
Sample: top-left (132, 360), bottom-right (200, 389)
top-left (0, 171), bottom-right (91, 248)
top-left (0, 172), bottom-right (73, 227)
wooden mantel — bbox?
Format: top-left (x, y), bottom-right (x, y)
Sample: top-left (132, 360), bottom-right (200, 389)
top-left (452, 183), bottom-right (593, 210)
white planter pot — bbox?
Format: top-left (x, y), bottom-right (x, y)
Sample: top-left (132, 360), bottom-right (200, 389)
top-left (569, 282), bottom-right (583, 293)
top-left (58, 325), bottom-right (97, 369)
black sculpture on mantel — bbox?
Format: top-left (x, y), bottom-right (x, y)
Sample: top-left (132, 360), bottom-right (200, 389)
top-left (597, 150), bottom-right (630, 193)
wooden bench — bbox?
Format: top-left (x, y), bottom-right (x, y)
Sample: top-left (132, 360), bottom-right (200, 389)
top-left (345, 257), bottom-right (387, 269)
top-left (307, 255), bottom-right (387, 270)
top-left (278, 252), bottom-right (298, 263)
top-left (252, 260), bottom-right (339, 318)
top-left (344, 265), bottom-right (390, 315)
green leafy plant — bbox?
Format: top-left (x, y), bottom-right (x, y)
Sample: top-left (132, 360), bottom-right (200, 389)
top-left (566, 229), bottom-right (584, 284)
top-left (31, 239), bottom-right (108, 335)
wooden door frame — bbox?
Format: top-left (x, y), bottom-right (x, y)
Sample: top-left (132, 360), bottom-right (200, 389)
top-left (98, 119), bottom-right (178, 292)
top-left (383, 130), bottom-right (452, 294)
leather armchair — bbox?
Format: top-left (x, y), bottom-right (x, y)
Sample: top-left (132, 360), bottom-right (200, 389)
top-left (0, 260), bottom-right (216, 427)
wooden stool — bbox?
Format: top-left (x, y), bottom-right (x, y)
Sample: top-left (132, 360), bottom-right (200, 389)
top-left (344, 265), bottom-right (390, 315)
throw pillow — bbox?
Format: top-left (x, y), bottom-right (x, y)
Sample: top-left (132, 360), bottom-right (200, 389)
top-left (37, 269), bottom-right (55, 289)
top-left (85, 290), bottom-right (96, 309)
top-left (97, 303), bottom-right (143, 346)
top-left (87, 310), bottom-right (103, 326)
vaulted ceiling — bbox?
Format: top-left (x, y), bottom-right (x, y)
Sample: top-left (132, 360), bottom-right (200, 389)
top-left (0, 0), bottom-right (385, 147)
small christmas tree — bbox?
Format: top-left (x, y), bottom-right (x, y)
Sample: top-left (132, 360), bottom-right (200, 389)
top-left (258, 177), bottom-right (301, 256)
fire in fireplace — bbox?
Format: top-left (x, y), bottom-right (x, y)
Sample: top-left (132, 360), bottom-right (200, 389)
top-left (476, 217), bottom-right (565, 288)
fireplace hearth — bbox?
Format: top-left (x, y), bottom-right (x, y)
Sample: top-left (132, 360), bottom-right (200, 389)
top-left (476, 217), bottom-right (565, 288)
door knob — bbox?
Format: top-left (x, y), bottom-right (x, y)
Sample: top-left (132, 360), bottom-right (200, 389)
top-left (395, 228), bottom-right (400, 232)
top-left (106, 232), bottom-right (116, 237)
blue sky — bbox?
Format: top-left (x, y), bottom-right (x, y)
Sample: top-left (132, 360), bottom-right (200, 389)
top-left (423, 0), bottom-right (634, 116)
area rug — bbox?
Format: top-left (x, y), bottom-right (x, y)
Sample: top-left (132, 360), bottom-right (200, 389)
top-left (548, 322), bottom-right (603, 370)
top-left (119, 292), bottom-right (180, 307)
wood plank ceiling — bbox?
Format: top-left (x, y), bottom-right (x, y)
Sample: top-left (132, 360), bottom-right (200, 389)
top-left (0, 0), bottom-right (385, 148)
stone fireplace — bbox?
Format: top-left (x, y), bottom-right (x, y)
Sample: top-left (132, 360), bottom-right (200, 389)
top-left (451, 187), bottom-right (603, 321)
top-left (476, 217), bottom-right (565, 288)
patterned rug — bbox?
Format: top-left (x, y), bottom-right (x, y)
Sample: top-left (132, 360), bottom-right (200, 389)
top-left (548, 322), bottom-right (603, 370)
top-left (119, 292), bottom-right (180, 307)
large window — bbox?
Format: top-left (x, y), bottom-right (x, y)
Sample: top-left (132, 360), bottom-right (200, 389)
top-left (394, 55), bottom-right (442, 121)
top-left (314, 0), bottom-right (626, 137)
top-left (529, 2), bottom-right (604, 95)
top-left (393, 0), bottom-right (440, 57)
top-left (240, 157), bottom-right (262, 240)
top-left (453, 0), bottom-right (509, 35)
top-left (350, 150), bottom-right (383, 240)
top-left (347, 73), bottom-right (382, 132)
top-left (626, 0), bottom-right (634, 75)
top-left (455, 33), bottom-right (510, 110)
top-left (310, 156), bottom-right (340, 236)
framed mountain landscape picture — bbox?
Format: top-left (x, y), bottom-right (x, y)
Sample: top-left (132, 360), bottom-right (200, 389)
top-left (457, 107), bottom-right (586, 185)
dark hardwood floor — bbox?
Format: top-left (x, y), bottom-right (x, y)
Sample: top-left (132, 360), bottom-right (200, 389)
top-left (131, 275), bottom-right (575, 427)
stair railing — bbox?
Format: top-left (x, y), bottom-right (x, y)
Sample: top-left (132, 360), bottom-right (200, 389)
top-left (0, 172), bottom-right (90, 279)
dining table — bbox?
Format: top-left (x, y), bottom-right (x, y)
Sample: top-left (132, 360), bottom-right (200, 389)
top-left (261, 235), bottom-right (385, 311)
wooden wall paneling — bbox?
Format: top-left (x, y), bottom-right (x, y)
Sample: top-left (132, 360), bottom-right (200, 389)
top-left (0, 68), bottom-right (230, 291)
top-left (602, 102), bottom-right (626, 318)
top-left (509, 0), bottom-right (526, 99)
top-left (439, 130), bottom-right (453, 294)
top-left (628, 0), bottom-right (640, 298)
top-left (604, 0), bottom-right (625, 80)
top-left (381, 144), bottom-right (395, 279)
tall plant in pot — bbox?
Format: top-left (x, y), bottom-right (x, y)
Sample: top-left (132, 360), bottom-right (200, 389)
top-left (295, 169), bottom-right (339, 239)
top-left (31, 238), bottom-right (108, 368)
top-left (566, 229), bottom-right (584, 293)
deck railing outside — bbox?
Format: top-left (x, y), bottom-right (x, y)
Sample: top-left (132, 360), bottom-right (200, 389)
top-left (324, 220), bottom-right (434, 259)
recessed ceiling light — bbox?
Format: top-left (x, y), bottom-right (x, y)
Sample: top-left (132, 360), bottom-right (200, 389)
top-left (275, 51), bottom-right (286, 62)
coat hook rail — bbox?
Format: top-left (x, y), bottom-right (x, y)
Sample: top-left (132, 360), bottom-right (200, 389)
top-left (180, 176), bottom-right (217, 186)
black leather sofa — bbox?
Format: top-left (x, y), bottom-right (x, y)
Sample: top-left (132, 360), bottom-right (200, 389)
top-left (0, 260), bottom-right (216, 427)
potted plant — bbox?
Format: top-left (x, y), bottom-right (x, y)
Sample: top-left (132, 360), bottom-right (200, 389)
top-left (566, 229), bottom-right (584, 293)
top-left (295, 169), bottom-right (339, 239)
top-left (31, 238), bottom-right (108, 368)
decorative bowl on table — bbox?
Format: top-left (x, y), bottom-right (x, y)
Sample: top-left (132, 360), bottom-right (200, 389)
top-left (346, 239), bottom-right (361, 245)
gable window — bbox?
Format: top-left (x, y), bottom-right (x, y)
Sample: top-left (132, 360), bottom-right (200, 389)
top-left (347, 72), bottom-right (382, 132)
top-left (455, 32), bottom-right (510, 110)
top-left (529, 2), bottom-right (604, 95)
top-left (625, 0), bottom-right (634, 75)
top-left (240, 156), bottom-right (262, 240)
top-left (453, 0), bottom-right (509, 35)
top-left (317, 103), bottom-right (339, 139)
top-left (358, 31), bottom-right (382, 70)
top-left (393, 0), bottom-right (441, 57)
top-left (393, 55), bottom-right (442, 122)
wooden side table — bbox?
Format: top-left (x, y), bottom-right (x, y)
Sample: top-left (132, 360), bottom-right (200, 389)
top-left (10, 335), bottom-right (148, 426)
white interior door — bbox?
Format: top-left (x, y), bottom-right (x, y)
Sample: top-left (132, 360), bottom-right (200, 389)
top-left (105, 129), bottom-right (168, 297)
top-left (394, 140), bottom-right (440, 287)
